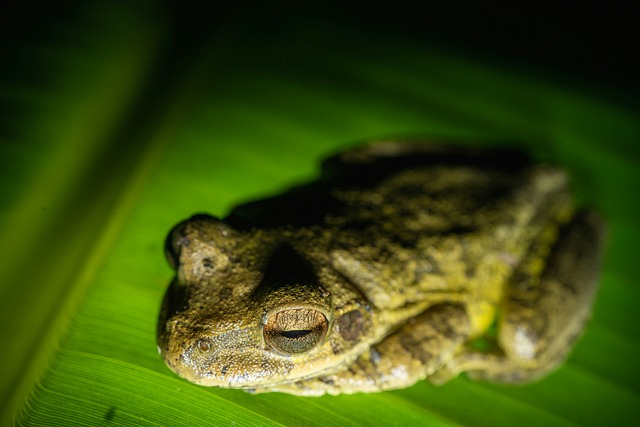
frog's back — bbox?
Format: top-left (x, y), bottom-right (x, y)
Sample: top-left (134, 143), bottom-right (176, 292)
top-left (225, 142), bottom-right (533, 230)
top-left (225, 142), bottom-right (571, 332)
top-left (320, 143), bottom-right (572, 333)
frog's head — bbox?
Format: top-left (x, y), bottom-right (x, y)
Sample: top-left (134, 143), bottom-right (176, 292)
top-left (157, 214), bottom-right (372, 389)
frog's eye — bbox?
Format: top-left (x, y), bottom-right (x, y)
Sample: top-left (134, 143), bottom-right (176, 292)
top-left (164, 214), bottom-right (231, 269)
top-left (264, 308), bottom-right (328, 355)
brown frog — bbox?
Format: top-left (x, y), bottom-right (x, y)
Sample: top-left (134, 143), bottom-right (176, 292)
top-left (157, 141), bottom-right (605, 395)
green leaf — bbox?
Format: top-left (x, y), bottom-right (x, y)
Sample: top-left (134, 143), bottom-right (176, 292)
top-left (2, 2), bottom-right (639, 426)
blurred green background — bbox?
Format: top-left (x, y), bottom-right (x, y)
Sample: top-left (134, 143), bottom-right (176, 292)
top-left (1, 1), bottom-right (639, 425)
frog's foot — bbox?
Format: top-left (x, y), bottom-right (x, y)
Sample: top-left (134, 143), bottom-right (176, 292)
top-left (439, 210), bottom-right (605, 384)
top-left (256, 303), bottom-right (471, 395)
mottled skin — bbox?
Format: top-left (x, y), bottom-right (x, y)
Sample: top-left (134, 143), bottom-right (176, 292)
top-left (157, 142), bottom-right (605, 396)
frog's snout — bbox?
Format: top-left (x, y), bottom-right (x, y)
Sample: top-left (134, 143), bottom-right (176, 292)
top-left (164, 327), bottom-right (288, 388)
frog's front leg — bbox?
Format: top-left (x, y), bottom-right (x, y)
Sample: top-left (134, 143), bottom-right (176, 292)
top-left (436, 210), bottom-right (605, 384)
top-left (257, 303), bottom-right (470, 396)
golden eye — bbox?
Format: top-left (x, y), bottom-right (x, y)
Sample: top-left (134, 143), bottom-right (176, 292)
top-left (264, 308), bottom-right (328, 355)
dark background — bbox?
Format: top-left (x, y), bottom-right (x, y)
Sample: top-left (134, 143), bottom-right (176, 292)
top-left (1, 0), bottom-right (637, 104)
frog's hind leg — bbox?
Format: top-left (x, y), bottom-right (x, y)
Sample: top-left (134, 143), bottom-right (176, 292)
top-left (437, 210), bottom-right (606, 384)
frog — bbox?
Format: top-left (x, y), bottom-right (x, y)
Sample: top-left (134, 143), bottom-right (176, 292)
top-left (157, 141), bottom-right (605, 396)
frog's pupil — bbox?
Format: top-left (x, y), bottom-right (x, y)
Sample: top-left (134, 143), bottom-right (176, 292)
top-left (282, 329), bottom-right (312, 339)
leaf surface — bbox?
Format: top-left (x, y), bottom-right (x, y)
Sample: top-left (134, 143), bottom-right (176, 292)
top-left (2, 2), bottom-right (639, 426)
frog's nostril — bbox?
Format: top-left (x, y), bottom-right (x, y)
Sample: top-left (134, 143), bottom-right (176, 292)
top-left (198, 339), bottom-right (211, 352)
